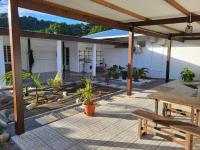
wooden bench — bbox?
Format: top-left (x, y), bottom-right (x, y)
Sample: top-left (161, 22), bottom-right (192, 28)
top-left (132, 109), bottom-right (200, 150)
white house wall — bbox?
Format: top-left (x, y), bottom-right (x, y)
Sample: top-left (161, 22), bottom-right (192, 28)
top-left (102, 40), bottom-right (200, 80)
top-left (30, 38), bottom-right (57, 73)
top-left (2, 36), bottom-right (57, 73)
top-left (64, 41), bottom-right (79, 72)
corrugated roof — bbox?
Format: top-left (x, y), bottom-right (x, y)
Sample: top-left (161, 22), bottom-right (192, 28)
top-left (83, 29), bottom-right (142, 39)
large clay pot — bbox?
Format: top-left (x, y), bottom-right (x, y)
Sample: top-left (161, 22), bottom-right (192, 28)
top-left (84, 104), bottom-right (95, 116)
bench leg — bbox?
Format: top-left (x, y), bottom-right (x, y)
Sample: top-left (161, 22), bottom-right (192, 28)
top-left (155, 99), bottom-right (158, 115)
top-left (185, 133), bottom-right (193, 150)
top-left (143, 120), bottom-right (148, 135)
top-left (138, 118), bottom-right (143, 139)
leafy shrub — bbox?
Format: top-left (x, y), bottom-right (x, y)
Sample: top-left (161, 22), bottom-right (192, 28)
top-left (47, 72), bottom-right (63, 91)
top-left (132, 67), bottom-right (149, 81)
top-left (78, 78), bottom-right (93, 105)
top-left (181, 67), bottom-right (195, 82)
top-left (109, 65), bottom-right (124, 79)
top-left (0, 70), bottom-right (44, 89)
top-left (138, 68), bottom-right (149, 78)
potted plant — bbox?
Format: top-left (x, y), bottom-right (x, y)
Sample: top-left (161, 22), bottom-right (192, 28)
top-left (78, 78), bottom-right (95, 116)
top-left (47, 72), bottom-right (63, 91)
top-left (181, 67), bottom-right (195, 82)
top-left (138, 68), bottom-right (149, 79)
top-left (109, 65), bottom-right (124, 79)
top-left (132, 67), bottom-right (140, 81)
top-left (121, 69), bottom-right (127, 80)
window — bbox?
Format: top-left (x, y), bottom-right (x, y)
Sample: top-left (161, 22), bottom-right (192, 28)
top-left (3, 45), bottom-right (12, 72)
top-left (4, 45), bottom-right (11, 64)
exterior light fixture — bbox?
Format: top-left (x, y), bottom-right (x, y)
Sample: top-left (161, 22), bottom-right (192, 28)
top-left (185, 13), bottom-right (193, 33)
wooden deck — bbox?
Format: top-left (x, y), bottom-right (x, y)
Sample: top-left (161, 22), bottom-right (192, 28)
top-left (12, 90), bottom-right (200, 150)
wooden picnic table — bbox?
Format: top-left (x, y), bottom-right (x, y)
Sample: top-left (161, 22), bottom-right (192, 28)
top-left (148, 91), bottom-right (200, 125)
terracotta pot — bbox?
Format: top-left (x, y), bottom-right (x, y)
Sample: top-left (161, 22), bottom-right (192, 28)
top-left (84, 104), bottom-right (95, 116)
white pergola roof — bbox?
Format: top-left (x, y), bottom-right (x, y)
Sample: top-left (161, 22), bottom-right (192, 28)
top-left (45, 0), bottom-right (200, 34)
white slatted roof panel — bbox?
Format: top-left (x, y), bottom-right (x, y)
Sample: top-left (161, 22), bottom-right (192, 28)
top-left (44, 0), bottom-right (200, 34)
top-left (46, 0), bottom-right (139, 21)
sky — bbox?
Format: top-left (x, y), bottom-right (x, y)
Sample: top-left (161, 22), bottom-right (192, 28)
top-left (0, 0), bottom-right (85, 24)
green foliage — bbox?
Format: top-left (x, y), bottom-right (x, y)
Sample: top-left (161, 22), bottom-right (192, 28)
top-left (138, 68), bottom-right (149, 78)
top-left (78, 78), bottom-right (93, 105)
top-left (109, 65), bottom-right (124, 79)
top-left (0, 141), bottom-right (4, 150)
top-left (47, 72), bottom-right (63, 90)
top-left (88, 25), bottom-right (110, 34)
top-left (132, 67), bottom-right (149, 80)
top-left (0, 70), bottom-right (44, 89)
top-left (181, 67), bottom-right (195, 82)
top-left (0, 13), bottom-right (110, 36)
top-left (132, 67), bottom-right (140, 81)
top-left (0, 123), bottom-right (3, 134)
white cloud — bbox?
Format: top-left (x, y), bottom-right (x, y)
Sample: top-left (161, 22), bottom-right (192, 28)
top-left (0, 0), bottom-right (47, 17)
top-left (0, 0), bottom-right (7, 13)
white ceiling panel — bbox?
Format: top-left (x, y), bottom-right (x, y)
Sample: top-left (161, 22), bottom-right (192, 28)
top-left (106, 0), bottom-right (184, 19)
top-left (43, 0), bottom-right (200, 34)
top-left (176, 0), bottom-right (200, 14)
top-left (46, 0), bottom-right (137, 21)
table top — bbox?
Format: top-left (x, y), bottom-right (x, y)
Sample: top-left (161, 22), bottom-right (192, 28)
top-left (148, 91), bottom-right (200, 109)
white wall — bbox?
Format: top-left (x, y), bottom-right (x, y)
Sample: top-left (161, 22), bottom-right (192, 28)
top-left (0, 36), bottom-right (5, 88)
top-left (170, 41), bottom-right (200, 80)
top-left (102, 39), bottom-right (200, 80)
top-left (64, 41), bottom-right (79, 72)
top-left (2, 36), bottom-right (57, 73)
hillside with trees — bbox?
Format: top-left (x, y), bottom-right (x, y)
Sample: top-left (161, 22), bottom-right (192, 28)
top-left (0, 13), bottom-right (110, 36)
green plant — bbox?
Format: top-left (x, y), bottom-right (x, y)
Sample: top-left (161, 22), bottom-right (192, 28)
top-left (109, 65), bottom-right (124, 79)
top-left (47, 72), bottom-right (63, 90)
top-left (78, 78), bottom-right (93, 105)
top-left (0, 70), bottom-right (44, 89)
top-left (0, 123), bottom-right (3, 134)
top-left (132, 67), bottom-right (140, 81)
top-left (181, 67), bottom-right (195, 82)
top-left (0, 141), bottom-right (4, 150)
top-left (138, 68), bottom-right (149, 79)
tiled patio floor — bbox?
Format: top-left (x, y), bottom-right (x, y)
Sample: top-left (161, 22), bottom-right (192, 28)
top-left (12, 90), bottom-right (199, 150)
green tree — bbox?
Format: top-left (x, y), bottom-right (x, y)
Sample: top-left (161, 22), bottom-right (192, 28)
top-left (88, 25), bottom-right (110, 34)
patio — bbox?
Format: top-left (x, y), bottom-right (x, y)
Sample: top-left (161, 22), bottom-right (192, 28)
top-left (2, 1), bottom-right (200, 150)
top-left (10, 85), bottom-right (199, 150)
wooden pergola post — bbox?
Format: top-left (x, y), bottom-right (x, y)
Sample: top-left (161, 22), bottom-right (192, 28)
top-left (8, 0), bottom-right (24, 135)
top-left (127, 27), bottom-right (134, 96)
top-left (165, 35), bottom-right (172, 83)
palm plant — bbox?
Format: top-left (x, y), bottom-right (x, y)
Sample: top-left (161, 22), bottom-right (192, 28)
top-left (138, 68), bottom-right (149, 79)
top-left (78, 78), bottom-right (93, 105)
top-left (109, 65), bottom-right (124, 79)
top-left (0, 70), bottom-right (44, 89)
top-left (47, 72), bottom-right (63, 91)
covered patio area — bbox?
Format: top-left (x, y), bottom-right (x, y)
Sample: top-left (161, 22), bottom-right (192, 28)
top-left (4, 0), bottom-right (200, 150)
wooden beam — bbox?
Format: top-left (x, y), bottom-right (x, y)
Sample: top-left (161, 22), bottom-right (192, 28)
top-left (133, 15), bottom-right (200, 26)
top-left (165, 0), bottom-right (190, 15)
top-left (165, 0), bottom-right (200, 25)
top-left (127, 27), bottom-right (134, 96)
top-left (183, 37), bottom-right (200, 40)
top-left (0, 28), bottom-right (127, 46)
top-left (172, 32), bottom-right (200, 37)
top-left (165, 36), bottom-right (172, 83)
top-left (17, 0), bottom-right (170, 40)
top-left (91, 0), bottom-right (181, 33)
top-left (8, 0), bottom-right (24, 135)
top-left (91, 0), bottom-right (148, 20)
